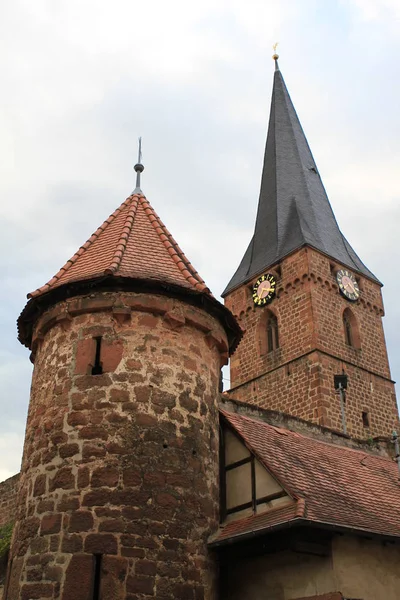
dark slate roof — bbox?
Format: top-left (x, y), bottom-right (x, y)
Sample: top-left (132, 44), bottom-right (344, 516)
top-left (222, 62), bottom-right (379, 296)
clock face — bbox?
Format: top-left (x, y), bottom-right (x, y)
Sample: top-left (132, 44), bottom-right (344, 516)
top-left (336, 269), bottom-right (360, 302)
top-left (252, 273), bottom-right (277, 306)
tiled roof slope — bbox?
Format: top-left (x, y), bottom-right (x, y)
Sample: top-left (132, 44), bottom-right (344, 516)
top-left (218, 410), bottom-right (400, 542)
top-left (29, 193), bottom-right (210, 299)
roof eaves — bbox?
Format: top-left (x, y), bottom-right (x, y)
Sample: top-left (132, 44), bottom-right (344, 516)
top-left (209, 515), bottom-right (400, 550)
top-left (208, 515), bottom-right (306, 549)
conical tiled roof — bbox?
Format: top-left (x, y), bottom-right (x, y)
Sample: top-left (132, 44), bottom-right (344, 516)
top-left (29, 192), bottom-right (210, 299)
top-left (223, 61), bottom-right (379, 296)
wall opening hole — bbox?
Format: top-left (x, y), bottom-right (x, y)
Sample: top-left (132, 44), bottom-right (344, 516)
top-left (362, 411), bottom-right (370, 428)
top-left (163, 442), bottom-right (168, 449)
top-left (92, 553), bottom-right (102, 600)
top-left (192, 449), bottom-right (197, 456)
top-left (91, 337), bottom-right (103, 375)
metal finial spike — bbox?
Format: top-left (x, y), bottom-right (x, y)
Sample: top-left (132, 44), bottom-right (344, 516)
top-left (272, 42), bottom-right (279, 70)
top-left (133, 137), bottom-right (144, 193)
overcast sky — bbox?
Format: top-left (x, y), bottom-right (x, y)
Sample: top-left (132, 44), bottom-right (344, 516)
top-left (1, 0), bottom-right (399, 482)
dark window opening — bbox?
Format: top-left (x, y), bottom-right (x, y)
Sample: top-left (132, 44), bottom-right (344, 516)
top-left (92, 554), bottom-right (102, 600)
top-left (91, 337), bottom-right (103, 375)
top-left (267, 313), bottom-right (279, 353)
top-left (344, 313), bottom-right (353, 346)
top-left (343, 308), bottom-right (361, 349)
top-left (362, 411), bottom-right (370, 428)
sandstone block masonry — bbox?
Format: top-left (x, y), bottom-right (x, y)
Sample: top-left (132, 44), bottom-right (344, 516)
top-left (7, 291), bottom-right (228, 600)
top-left (225, 247), bottom-right (399, 439)
top-left (0, 475), bottom-right (19, 529)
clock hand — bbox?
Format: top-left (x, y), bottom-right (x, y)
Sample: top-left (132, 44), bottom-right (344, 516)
top-left (261, 286), bottom-right (272, 298)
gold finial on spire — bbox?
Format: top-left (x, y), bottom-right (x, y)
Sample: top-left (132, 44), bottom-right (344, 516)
top-left (272, 42), bottom-right (279, 61)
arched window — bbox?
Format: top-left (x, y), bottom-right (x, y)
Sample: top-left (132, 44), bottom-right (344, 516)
top-left (267, 312), bottom-right (279, 353)
top-left (343, 308), bottom-right (360, 349)
top-left (258, 310), bottom-right (279, 355)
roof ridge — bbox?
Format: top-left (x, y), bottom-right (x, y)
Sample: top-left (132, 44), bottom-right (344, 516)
top-left (139, 196), bottom-right (210, 294)
top-left (105, 195), bottom-right (140, 275)
top-left (28, 195), bottom-right (135, 299)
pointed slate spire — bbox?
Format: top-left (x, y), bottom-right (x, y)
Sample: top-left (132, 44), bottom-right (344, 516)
top-left (222, 59), bottom-right (378, 296)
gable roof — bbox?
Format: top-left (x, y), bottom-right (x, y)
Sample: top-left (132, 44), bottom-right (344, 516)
top-left (223, 61), bottom-right (379, 296)
top-left (29, 192), bottom-right (210, 299)
top-left (212, 409), bottom-right (400, 545)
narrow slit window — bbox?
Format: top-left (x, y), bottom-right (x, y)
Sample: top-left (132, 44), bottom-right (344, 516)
top-left (91, 337), bottom-right (103, 375)
top-left (267, 313), bottom-right (279, 353)
top-left (92, 554), bottom-right (102, 600)
top-left (344, 313), bottom-right (353, 346)
top-left (362, 411), bottom-right (370, 428)
top-left (343, 308), bottom-right (360, 349)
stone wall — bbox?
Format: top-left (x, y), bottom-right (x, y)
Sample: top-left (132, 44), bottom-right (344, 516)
top-left (0, 475), bottom-right (19, 528)
top-left (8, 291), bottom-right (228, 600)
top-left (225, 246), bottom-right (399, 438)
top-left (220, 533), bottom-right (400, 600)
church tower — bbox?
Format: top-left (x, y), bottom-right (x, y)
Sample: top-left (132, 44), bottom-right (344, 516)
top-left (9, 159), bottom-right (240, 599)
top-left (223, 57), bottom-right (398, 439)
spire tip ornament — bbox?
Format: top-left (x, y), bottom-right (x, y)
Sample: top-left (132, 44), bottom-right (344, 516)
top-left (134, 136), bottom-right (144, 193)
top-left (272, 42), bottom-right (279, 70)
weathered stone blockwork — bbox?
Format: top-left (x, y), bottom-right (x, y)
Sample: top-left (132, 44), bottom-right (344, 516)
top-left (0, 475), bottom-right (19, 528)
top-left (225, 247), bottom-right (398, 439)
top-left (7, 291), bottom-right (228, 600)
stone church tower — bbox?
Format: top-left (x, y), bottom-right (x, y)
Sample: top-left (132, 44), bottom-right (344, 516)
top-left (223, 57), bottom-right (398, 439)
top-left (9, 162), bottom-right (240, 599)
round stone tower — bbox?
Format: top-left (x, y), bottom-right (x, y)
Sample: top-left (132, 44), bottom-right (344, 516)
top-left (8, 177), bottom-right (240, 599)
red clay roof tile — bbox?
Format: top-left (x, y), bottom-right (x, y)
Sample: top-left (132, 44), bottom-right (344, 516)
top-left (216, 410), bottom-right (400, 543)
top-left (28, 193), bottom-right (210, 299)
